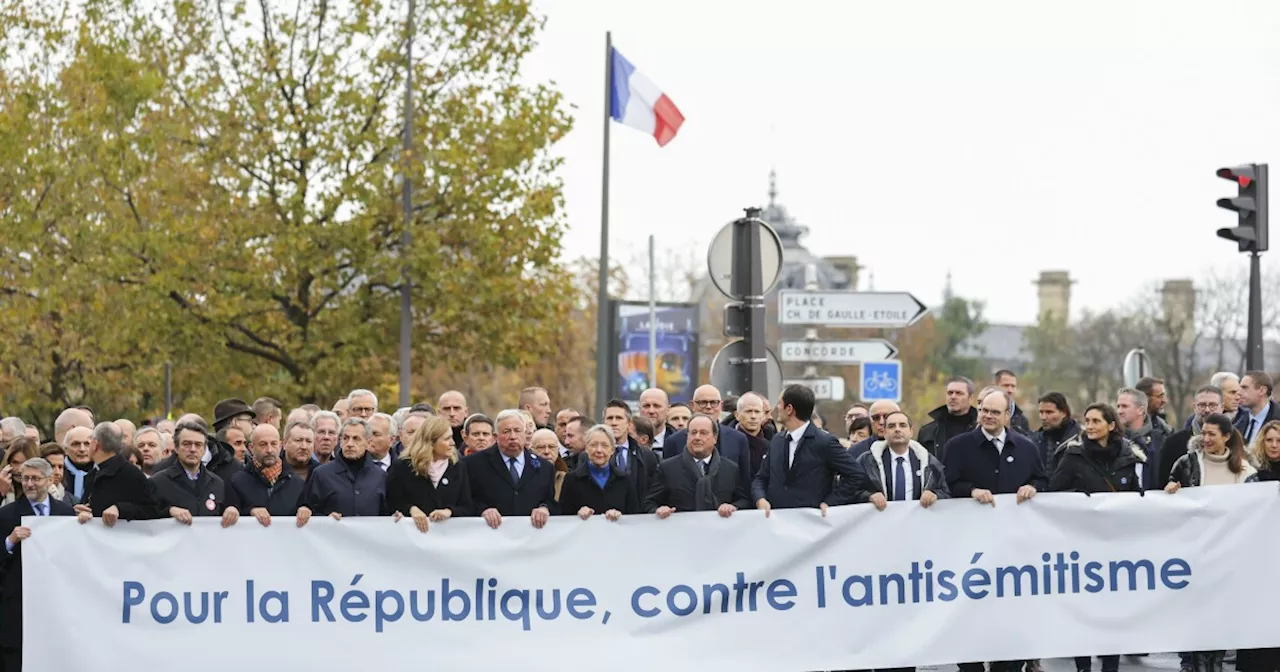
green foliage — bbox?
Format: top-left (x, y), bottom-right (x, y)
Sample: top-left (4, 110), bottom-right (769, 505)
top-left (930, 295), bottom-right (988, 381)
top-left (0, 0), bottom-right (574, 427)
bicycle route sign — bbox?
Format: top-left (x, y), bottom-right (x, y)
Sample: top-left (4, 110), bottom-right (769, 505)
top-left (860, 361), bottom-right (901, 402)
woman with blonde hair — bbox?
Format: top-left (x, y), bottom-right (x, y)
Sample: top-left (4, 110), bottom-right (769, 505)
top-left (1249, 419), bottom-right (1280, 481)
top-left (387, 416), bottom-right (473, 532)
top-left (0, 438), bottom-right (42, 506)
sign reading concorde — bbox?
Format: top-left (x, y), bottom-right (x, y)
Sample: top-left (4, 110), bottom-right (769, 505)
top-left (777, 290), bottom-right (928, 327)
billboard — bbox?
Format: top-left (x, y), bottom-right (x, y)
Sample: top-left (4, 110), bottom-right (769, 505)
top-left (609, 300), bottom-right (700, 406)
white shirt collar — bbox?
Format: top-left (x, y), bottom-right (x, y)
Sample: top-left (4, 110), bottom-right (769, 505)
top-left (981, 428), bottom-right (1007, 444)
top-left (788, 422), bottom-right (811, 445)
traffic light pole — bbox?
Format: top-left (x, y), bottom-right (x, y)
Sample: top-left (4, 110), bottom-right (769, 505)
top-left (1249, 250), bottom-right (1263, 370)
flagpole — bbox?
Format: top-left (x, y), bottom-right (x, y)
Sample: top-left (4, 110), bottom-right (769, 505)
top-left (594, 30), bottom-right (612, 421)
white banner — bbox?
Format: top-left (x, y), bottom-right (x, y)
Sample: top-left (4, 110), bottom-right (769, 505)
top-left (21, 485), bottom-right (1280, 672)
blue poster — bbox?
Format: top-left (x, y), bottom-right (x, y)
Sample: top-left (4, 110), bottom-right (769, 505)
top-left (613, 302), bottom-right (699, 404)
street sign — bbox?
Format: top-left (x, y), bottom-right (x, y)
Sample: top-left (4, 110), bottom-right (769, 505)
top-left (1122, 348), bottom-right (1151, 388)
top-left (860, 361), bottom-right (902, 402)
top-left (777, 290), bottom-right (928, 327)
top-left (707, 218), bottom-right (784, 299)
top-left (778, 339), bottom-right (898, 364)
top-left (709, 340), bottom-right (782, 400)
top-left (784, 377), bottom-right (845, 401)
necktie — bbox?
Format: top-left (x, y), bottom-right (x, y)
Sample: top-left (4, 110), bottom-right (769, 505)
top-left (35, 502), bottom-right (45, 516)
top-left (894, 457), bottom-right (907, 502)
top-left (1247, 420), bottom-right (1257, 444)
top-left (378, 460), bottom-right (388, 471)
top-left (617, 448), bottom-right (627, 472)
top-left (788, 434), bottom-right (797, 468)
top-left (700, 460), bottom-right (709, 476)
top-left (508, 457), bottom-right (520, 486)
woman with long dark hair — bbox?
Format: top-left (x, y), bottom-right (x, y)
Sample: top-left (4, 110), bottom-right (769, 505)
top-left (1166, 413), bottom-right (1257, 491)
top-left (1049, 403), bottom-right (1143, 672)
top-left (1165, 413), bottom-right (1257, 672)
top-left (0, 438), bottom-right (42, 506)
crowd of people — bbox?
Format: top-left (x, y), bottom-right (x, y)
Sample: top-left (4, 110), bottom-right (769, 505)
top-left (0, 370), bottom-right (1278, 672)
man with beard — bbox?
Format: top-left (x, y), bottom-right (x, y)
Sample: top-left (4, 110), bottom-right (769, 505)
top-left (232, 423), bottom-right (309, 526)
top-left (150, 421), bottom-right (240, 528)
top-left (1159, 386), bottom-right (1224, 487)
top-left (1032, 392), bottom-right (1080, 474)
top-left (301, 418), bottom-right (387, 518)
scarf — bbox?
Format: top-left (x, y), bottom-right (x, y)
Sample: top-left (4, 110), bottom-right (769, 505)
top-left (341, 453), bottom-right (366, 474)
top-left (257, 458), bottom-right (283, 486)
top-left (65, 460), bottom-right (93, 501)
top-left (428, 459), bottom-right (448, 487)
top-left (588, 462), bottom-right (610, 490)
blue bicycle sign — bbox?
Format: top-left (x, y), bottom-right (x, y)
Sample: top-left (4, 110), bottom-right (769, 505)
top-left (861, 361), bottom-right (902, 402)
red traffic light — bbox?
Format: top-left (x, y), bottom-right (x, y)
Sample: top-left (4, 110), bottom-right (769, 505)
top-left (1219, 166), bottom-right (1257, 187)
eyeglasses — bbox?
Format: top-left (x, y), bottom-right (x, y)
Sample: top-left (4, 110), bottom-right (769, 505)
top-left (870, 413), bottom-right (890, 421)
top-left (18, 475), bottom-right (46, 483)
top-left (978, 408), bottom-right (1006, 416)
top-left (1194, 402), bottom-right (1222, 410)
top-left (692, 399), bottom-right (722, 408)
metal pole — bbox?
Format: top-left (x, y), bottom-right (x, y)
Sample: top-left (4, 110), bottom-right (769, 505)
top-left (729, 208), bottom-right (767, 396)
top-left (1248, 251), bottom-right (1264, 370)
top-left (163, 361), bottom-right (172, 419)
top-left (648, 234), bottom-right (657, 388)
top-left (398, 0), bottom-right (415, 407)
top-left (594, 31), bottom-right (613, 420)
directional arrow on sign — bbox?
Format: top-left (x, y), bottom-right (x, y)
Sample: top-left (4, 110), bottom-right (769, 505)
top-left (777, 290), bottom-right (929, 328)
top-left (778, 339), bottom-right (898, 364)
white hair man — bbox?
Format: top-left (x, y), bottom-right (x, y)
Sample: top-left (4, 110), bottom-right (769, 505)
top-left (462, 409), bottom-right (557, 530)
top-left (346, 389), bottom-right (378, 420)
top-left (0, 418), bottom-right (26, 442)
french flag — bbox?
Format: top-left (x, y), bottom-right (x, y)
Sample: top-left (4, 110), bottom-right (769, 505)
top-left (609, 47), bottom-right (685, 147)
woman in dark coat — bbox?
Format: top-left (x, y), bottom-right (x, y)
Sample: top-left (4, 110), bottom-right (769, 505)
top-left (1249, 419), bottom-right (1280, 482)
top-left (1049, 403), bottom-right (1145, 496)
top-left (387, 416), bottom-right (473, 532)
top-left (558, 424), bottom-right (640, 521)
top-left (1049, 403), bottom-right (1140, 672)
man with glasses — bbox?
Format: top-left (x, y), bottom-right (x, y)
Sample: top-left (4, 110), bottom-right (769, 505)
top-left (940, 389), bottom-right (1043, 672)
top-left (942, 388), bottom-right (1045, 506)
top-left (346, 389), bottom-right (378, 420)
top-left (662, 385), bottom-right (752, 493)
top-left (0, 457), bottom-right (74, 672)
top-left (848, 400), bottom-right (901, 459)
top-left (1158, 385), bottom-right (1223, 487)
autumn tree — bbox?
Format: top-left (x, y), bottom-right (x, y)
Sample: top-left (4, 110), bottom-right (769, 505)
top-left (0, 0), bottom-right (575, 419)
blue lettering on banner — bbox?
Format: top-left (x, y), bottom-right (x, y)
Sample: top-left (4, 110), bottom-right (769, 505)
top-left (116, 552), bottom-right (1192, 630)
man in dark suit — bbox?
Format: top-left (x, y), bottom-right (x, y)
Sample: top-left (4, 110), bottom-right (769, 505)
top-left (751, 384), bottom-right (862, 515)
top-left (1235, 370), bottom-right (1280, 444)
top-left (151, 420), bottom-right (242, 528)
top-left (603, 399), bottom-right (659, 498)
top-left (0, 457), bottom-right (75, 672)
top-left (645, 414), bottom-right (750, 517)
top-left (74, 422), bottom-right (164, 526)
top-left (943, 389), bottom-right (1046, 505)
top-left (662, 418), bottom-right (752, 495)
top-left (463, 409), bottom-right (558, 529)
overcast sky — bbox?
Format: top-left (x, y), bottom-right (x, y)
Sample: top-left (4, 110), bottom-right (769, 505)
top-left (521, 0), bottom-right (1280, 325)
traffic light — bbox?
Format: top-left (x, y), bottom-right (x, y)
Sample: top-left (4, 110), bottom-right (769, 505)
top-left (1216, 163), bottom-right (1268, 253)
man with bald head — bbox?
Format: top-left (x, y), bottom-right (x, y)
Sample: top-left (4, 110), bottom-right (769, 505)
top-left (62, 425), bottom-right (96, 502)
top-left (113, 419), bottom-right (136, 446)
top-left (848, 400), bottom-right (902, 459)
top-left (662, 384), bottom-right (753, 493)
top-left (231, 423), bottom-right (308, 524)
top-left (733, 392), bottom-right (771, 478)
top-left (54, 408), bottom-right (93, 446)
top-left (638, 388), bottom-right (676, 458)
top-left (438, 390), bottom-right (469, 447)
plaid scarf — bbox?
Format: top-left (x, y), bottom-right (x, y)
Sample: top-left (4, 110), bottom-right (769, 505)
top-left (257, 458), bottom-right (283, 486)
